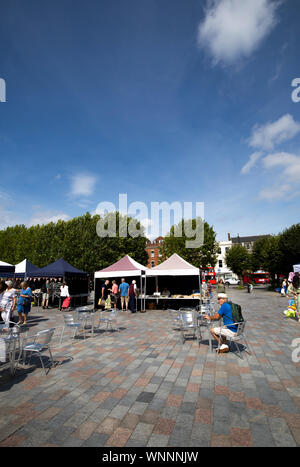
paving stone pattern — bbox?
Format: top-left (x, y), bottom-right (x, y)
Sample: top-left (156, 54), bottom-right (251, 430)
top-left (0, 288), bottom-right (299, 447)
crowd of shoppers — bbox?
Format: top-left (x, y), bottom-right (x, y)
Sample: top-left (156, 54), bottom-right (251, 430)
top-left (100, 278), bottom-right (137, 313)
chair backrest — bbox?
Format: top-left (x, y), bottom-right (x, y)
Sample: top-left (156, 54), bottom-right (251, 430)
top-left (235, 321), bottom-right (246, 335)
top-left (180, 310), bottom-right (198, 327)
top-left (110, 309), bottom-right (118, 318)
top-left (36, 328), bottom-right (55, 346)
top-left (63, 314), bottom-right (77, 324)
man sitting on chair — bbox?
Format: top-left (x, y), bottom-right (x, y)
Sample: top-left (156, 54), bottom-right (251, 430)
top-left (203, 293), bottom-right (237, 353)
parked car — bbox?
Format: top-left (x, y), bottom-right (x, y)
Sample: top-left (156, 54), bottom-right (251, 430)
top-left (224, 277), bottom-right (240, 286)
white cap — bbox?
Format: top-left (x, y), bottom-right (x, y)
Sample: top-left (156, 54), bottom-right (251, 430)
top-left (218, 293), bottom-right (228, 299)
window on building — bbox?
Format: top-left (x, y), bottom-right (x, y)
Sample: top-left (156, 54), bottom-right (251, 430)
top-left (219, 260), bottom-right (223, 268)
top-left (151, 250), bottom-right (155, 257)
top-left (218, 248), bottom-right (221, 254)
top-left (151, 261), bottom-right (155, 268)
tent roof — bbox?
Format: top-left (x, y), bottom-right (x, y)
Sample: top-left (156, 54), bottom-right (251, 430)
top-left (95, 255), bottom-right (147, 278)
top-left (146, 253), bottom-right (200, 276)
top-left (15, 259), bottom-right (40, 276)
top-left (0, 260), bottom-right (15, 276)
top-left (30, 258), bottom-right (88, 277)
top-left (0, 261), bottom-right (14, 267)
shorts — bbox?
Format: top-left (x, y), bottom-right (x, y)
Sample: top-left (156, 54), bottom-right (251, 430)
top-left (17, 304), bottom-right (30, 315)
top-left (43, 293), bottom-right (49, 300)
top-left (121, 296), bottom-right (128, 306)
top-left (213, 327), bottom-right (237, 339)
top-left (111, 294), bottom-right (119, 304)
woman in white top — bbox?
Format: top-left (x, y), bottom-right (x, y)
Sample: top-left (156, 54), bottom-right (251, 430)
top-left (59, 282), bottom-right (69, 310)
top-left (0, 280), bottom-right (17, 327)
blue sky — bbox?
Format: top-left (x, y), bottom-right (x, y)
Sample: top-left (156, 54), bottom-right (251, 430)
top-left (0, 0), bottom-right (300, 241)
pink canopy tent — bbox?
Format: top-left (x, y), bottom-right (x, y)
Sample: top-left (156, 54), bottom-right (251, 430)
top-left (94, 255), bottom-right (147, 278)
top-left (94, 255), bottom-right (147, 310)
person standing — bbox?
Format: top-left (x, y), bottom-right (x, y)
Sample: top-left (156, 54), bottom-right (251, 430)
top-left (207, 282), bottom-right (213, 300)
top-left (281, 279), bottom-right (287, 297)
top-left (129, 280), bottom-right (137, 313)
top-left (110, 280), bottom-right (119, 309)
top-left (0, 280), bottom-right (17, 327)
top-left (42, 279), bottom-right (50, 309)
top-left (119, 278), bottom-right (129, 312)
top-left (60, 282), bottom-right (70, 310)
top-left (216, 279), bottom-right (226, 295)
top-left (17, 281), bottom-right (32, 325)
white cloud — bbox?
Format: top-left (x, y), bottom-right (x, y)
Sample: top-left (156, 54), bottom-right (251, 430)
top-left (198, 0), bottom-right (280, 65)
top-left (29, 211), bottom-right (70, 226)
top-left (70, 174), bottom-right (97, 197)
top-left (259, 152), bottom-right (300, 200)
top-left (249, 114), bottom-right (300, 151)
top-left (263, 152), bottom-right (300, 181)
top-left (241, 151), bottom-right (263, 174)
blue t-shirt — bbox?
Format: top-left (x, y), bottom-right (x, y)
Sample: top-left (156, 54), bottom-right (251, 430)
top-left (218, 302), bottom-right (237, 333)
top-left (119, 282), bottom-right (129, 296)
top-left (17, 287), bottom-right (32, 310)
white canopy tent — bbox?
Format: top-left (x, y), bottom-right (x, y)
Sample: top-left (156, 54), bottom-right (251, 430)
top-left (144, 254), bottom-right (202, 309)
top-left (293, 264), bottom-right (300, 273)
top-left (146, 253), bottom-right (200, 277)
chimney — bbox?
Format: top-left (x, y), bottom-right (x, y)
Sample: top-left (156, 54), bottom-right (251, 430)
top-left (228, 233), bottom-right (231, 241)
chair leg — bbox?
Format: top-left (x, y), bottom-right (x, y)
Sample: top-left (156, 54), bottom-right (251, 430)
top-left (60, 326), bottom-right (65, 344)
top-left (48, 346), bottom-right (54, 366)
top-left (38, 352), bottom-right (47, 374)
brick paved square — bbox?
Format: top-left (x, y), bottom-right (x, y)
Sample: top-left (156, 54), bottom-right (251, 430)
top-left (0, 288), bottom-right (299, 447)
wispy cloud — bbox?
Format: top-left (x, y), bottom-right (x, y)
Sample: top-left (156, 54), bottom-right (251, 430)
top-left (263, 152), bottom-right (300, 182)
top-left (198, 0), bottom-right (280, 65)
top-left (249, 114), bottom-right (300, 151)
top-left (241, 151), bottom-right (263, 174)
top-left (70, 174), bottom-right (97, 197)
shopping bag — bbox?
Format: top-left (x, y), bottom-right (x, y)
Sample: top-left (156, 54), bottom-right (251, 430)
top-left (62, 297), bottom-right (71, 308)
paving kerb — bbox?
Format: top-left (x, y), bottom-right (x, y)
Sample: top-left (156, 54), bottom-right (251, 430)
top-left (0, 287), bottom-right (299, 447)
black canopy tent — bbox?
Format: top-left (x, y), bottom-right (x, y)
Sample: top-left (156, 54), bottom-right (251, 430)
top-left (14, 259), bottom-right (40, 278)
top-left (0, 261), bottom-right (15, 278)
top-left (30, 258), bottom-right (89, 307)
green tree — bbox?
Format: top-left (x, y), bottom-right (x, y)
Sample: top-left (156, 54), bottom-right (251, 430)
top-left (225, 244), bottom-right (250, 281)
top-left (160, 218), bottom-right (218, 268)
top-left (278, 223), bottom-right (300, 274)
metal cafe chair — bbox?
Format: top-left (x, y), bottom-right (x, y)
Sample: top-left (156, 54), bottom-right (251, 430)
top-left (179, 310), bottom-right (201, 345)
top-left (216, 321), bottom-right (251, 359)
top-left (60, 313), bottom-right (87, 343)
top-left (21, 328), bottom-right (56, 375)
top-left (98, 308), bottom-right (119, 332)
top-left (0, 322), bottom-right (23, 376)
top-left (168, 309), bottom-right (181, 330)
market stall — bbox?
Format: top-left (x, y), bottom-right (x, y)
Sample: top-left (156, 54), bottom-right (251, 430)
top-left (29, 258), bottom-right (89, 307)
top-left (94, 255), bottom-right (147, 310)
top-left (14, 259), bottom-right (40, 279)
top-left (0, 261), bottom-right (15, 278)
top-left (144, 253), bottom-right (202, 310)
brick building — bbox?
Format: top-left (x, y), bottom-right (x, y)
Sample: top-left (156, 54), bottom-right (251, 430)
top-left (145, 236), bottom-right (164, 268)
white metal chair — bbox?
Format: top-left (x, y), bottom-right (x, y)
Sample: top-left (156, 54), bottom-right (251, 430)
top-left (98, 308), bottom-right (119, 332)
top-left (60, 313), bottom-right (87, 343)
top-left (216, 321), bottom-right (251, 359)
top-left (168, 309), bottom-right (181, 330)
top-left (22, 328), bottom-right (56, 375)
top-left (179, 310), bottom-right (201, 345)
